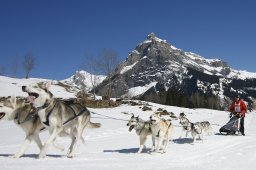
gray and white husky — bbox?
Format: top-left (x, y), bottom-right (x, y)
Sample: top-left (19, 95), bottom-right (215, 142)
top-left (22, 82), bottom-right (101, 158)
top-left (149, 113), bottom-right (173, 153)
top-left (178, 113), bottom-right (203, 143)
top-left (0, 96), bottom-right (88, 158)
top-left (0, 96), bottom-right (66, 158)
top-left (198, 121), bottom-right (212, 135)
top-left (127, 114), bottom-right (151, 153)
top-left (0, 96), bottom-right (45, 158)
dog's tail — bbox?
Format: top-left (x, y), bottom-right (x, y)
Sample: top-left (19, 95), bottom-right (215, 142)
top-left (87, 121), bottom-right (101, 128)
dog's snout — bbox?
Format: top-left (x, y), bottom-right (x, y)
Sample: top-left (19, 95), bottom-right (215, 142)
top-left (22, 86), bottom-right (26, 92)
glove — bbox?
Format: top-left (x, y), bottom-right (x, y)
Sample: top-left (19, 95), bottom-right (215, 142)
top-left (241, 111), bottom-right (245, 118)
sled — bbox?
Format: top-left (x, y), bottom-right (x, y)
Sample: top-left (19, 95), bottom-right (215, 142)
top-left (219, 115), bottom-right (240, 135)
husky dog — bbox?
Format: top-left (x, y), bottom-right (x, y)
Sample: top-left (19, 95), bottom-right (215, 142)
top-left (179, 113), bottom-right (203, 143)
top-left (0, 96), bottom-right (44, 158)
top-left (198, 121), bottom-right (212, 135)
top-left (0, 96), bottom-right (66, 158)
top-left (149, 113), bottom-right (173, 153)
top-left (0, 96), bottom-right (84, 157)
top-left (127, 114), bottom-right (151, 153)
top-left (22, 82), bottom-right (101, 158)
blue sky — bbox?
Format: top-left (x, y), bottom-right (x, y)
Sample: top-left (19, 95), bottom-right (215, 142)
top-left (0, 0), bottom-right (255, 80)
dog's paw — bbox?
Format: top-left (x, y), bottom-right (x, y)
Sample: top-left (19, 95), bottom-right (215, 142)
top-left (38, 154), bottom-right (46, 159)
top-left (10, 154), bottom-right (20, 158)
top-left (67, 154), bottom-right (74, 158)
top-left (150, 151), bottom-right (163, 155)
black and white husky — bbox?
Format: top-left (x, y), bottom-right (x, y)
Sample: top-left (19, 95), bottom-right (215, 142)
top-left (127, 114), bottom-right (152, 153)
top-left (22, 82), bottom-right (101, 158)
top-left (178, 113), bottom-right (203, 143)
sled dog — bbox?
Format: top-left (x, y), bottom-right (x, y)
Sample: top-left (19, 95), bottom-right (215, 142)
top-left (198, 121), bottom-right (212, 135)
top-left (0, 96), bottom-right (67, 157)
top-left (0, 96), bottom-right (83, 158)
top-left (127, 114), bottom-right (151, 153)
top-left (22, 82), bottom-right (101, 158)
top-left (179, 113), bottom-right (203, 143)
top-left (149, 113), bottom-right (173, 153)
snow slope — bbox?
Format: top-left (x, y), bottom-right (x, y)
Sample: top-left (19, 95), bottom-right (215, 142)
top-left (0, 101), bottom-right (255, 170)
top-left (0, 75), bottom-right (256, 170)
top-left (0, 76), bottom-right (76, 99)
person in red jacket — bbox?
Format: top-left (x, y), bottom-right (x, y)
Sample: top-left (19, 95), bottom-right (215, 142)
top-left (229, 95), bottom-right (247, 136)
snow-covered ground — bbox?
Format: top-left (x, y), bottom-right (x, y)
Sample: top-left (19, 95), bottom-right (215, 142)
top-left (0, 102), bottom-right (255, 170)
top-left (0, 75), bottom-right (256, 170)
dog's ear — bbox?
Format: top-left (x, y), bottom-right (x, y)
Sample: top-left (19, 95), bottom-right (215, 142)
top-left (39, 82), bottom-right (51, 91)
top-left (131, 113), bottom-right (134, 118)
top-left (180, 112), bottom-right (186, 117)
top-left (136, 116), bottom-right (139, 121)
top-left (10, 96), bottom-right (17, 108)
top-left (157, 112), bottom-right (161, 117)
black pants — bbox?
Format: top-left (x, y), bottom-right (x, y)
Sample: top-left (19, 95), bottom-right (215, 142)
top-left (239, 117), bottom-right (245, 135)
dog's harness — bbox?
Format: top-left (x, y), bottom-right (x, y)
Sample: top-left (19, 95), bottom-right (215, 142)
top-left (14, 108), bottom-right (37, 125)
top-left (183, 123), bottom-right (194, 131)
top-left (40, 100), bottom-right (89, 127)
top-left (41, 100), bottom-right (58, 126)
top-left (15, 100), bottom-right (88, 129)
top-left (136, 122), bottom-right (151, 135)
top-left (63, 107), bottom-right (88, 126)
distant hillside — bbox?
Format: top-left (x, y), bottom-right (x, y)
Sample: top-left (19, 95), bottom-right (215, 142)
top-left (0, 76), bottom-right (77, 98)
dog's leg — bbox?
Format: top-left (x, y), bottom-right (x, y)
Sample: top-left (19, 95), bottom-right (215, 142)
top-left (185, 129), bottom-right (189, 137)
top-left (179, 128), bottom-right (184, 139)
top-left (39, 127), bottom-right (62, 158)
top-left (162, 130), bottom-right (172, 153)
top-left (33, 134), bottom-right (43, 150)
top-left (191, 132), bottom-right (196, 143)
top-left (150, 136), bottom-right (156, 152)
top-left (67, 117), bottom-right (84, 158)
top-left (155, 136), bottom-right (164, 153)
top-left (161, 138), bottom-right (167, 153)
top-left (73, 127), bottom-right (86, 144)
top-left (52, 138), bottom-right (65, 152)
top-left (199, 133), bottom-right (203, 143)
top-left (12, 134), bottom-right (33, 158)
top-left (67, 132), bottom-right (76, 156)
top-left (138, 136), bottom-right (147, 153)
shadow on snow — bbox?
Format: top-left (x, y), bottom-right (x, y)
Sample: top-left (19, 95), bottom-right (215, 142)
top-left (104, 147), bottom-right (151, 154)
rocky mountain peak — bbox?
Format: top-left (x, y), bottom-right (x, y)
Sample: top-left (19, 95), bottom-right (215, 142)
top-left (94, 33), bottom-right (256, 108)
top-left (147, 32), bottom-right (156, 40)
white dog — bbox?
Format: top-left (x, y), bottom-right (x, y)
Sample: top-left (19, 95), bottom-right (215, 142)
top-left (149, 113), bottom-right (173, 153)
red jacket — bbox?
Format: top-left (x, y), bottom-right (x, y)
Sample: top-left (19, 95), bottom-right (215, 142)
top-left (229, 99), bottom-right (247, 117)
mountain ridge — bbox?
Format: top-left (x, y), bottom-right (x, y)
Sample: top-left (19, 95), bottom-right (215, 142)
top-left (94, 33), bottom-right (256, 108)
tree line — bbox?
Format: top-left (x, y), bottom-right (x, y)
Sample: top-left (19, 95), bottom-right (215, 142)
top-left (142, 89), bottom-right (225, 110)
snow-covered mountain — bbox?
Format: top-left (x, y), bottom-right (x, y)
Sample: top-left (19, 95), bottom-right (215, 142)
top-left (0, 76), bottom-right (77, 99)
top-left (63, 70), bottom-right (106, 92)
top-left (95, 33), bottom-right (256, 107)
top-left (0, 70), bottom-right (106, 99)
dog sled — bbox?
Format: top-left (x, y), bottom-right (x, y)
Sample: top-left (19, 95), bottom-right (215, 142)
top-left (219, 113), bottom-right (241, 135)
